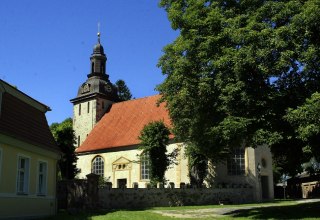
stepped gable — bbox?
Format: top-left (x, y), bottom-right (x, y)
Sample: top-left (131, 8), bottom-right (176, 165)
top-left (76, 94), bottom-right (172, 153)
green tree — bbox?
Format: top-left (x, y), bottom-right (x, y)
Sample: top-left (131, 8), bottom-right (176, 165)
top-left (139, 121), bottom-right (170, 186)
top-left (285, 92), bottom-right (320, 164)
top-left (187, 145), bottom-right (208, 187)
top-left (50, 118), bottom-right (79, 180)
top-left (158, 0), bottom-right (320, 175)
top-left (116, 79), bottom-right (132, 101)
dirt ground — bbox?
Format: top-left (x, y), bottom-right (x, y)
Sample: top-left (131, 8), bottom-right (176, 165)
top-left (151, 199), bottom-right (320, 219)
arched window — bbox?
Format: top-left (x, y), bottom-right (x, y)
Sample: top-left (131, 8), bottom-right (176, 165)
top-left (140, 153), bottom-right (150, 180)
top-left (91, 62), bottom-right (94, 73)
top-left (92, 156), bottom-right (104, 177)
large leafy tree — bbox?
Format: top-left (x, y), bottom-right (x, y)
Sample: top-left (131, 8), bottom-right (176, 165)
top-left (50, 118), bottom-right (79, 180)
top-left (116, 79), bottom-right (133, 101)
top-left (157, 0), bottom-right (320, 175)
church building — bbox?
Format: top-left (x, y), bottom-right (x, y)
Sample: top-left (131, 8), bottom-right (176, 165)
top-left (72, 33), bottom-right (274, 201)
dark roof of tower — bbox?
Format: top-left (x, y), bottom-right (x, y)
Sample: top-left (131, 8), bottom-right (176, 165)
top-left (70, 32), bottom-right (119, 103)
top-left (93, 43), bottom-right (104, 55)
top-left (70, 77), bottom-right (119, 103)
top-left (93, 31), bottom-right (105, 55)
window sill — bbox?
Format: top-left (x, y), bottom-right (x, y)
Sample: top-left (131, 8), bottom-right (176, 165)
top-left (37, 194), bottom-right (47, 197)
top-left (17, 192), bottom-right (28, 196)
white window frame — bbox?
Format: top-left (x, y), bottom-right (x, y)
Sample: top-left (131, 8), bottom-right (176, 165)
top-left (16, 155), bottom-right (30, 195)
top-left (227, 148), bottom-right (246, 176)
top-left (140, 153), bottom-right (150, 181)
top-left (37, 160), bottom-right (48, 196)
top-left (92, 156), bottom-right (104, 177)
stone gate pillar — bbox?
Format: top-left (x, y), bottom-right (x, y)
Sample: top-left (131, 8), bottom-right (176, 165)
top-left (86, 173), bottom-right (99, 209)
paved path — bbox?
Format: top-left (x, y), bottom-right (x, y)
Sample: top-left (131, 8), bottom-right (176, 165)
top-left (152, 199), bottom-right (320, 219)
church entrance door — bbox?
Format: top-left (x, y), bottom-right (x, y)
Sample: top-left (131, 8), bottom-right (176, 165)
top-left (261, 175), bottom-right (269, 199)
top-left (117, 178), bottom-right (127, 188)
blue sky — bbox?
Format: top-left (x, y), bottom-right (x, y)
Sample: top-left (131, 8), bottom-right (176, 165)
top-left (0, 1), bottom-right (178, 125)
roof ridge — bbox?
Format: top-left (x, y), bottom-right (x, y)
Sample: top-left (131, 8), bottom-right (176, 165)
top-left (112, 94), bottom-right (161, 106)
top-left (0, 79), bottom-right (50, 112)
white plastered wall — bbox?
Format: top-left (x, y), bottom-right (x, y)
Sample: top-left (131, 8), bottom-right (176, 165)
top-left (213, 145), bottom-right (274, 201)
top-left (77, 143), bottom-right (189, 188)
top-left (77, 143), bottom-right (274, 200)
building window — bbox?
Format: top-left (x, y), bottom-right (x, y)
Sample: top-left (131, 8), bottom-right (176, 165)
top-left (140, 153), bottom-right (150, 180)
top-left (17, 156), bottom-right (30, 194)
top-left (78, 136), bottom-right (80, 147)
top-left (261, 158), bottom-right (267, 168)
top-left (79, 104), bottom-right (81, 115)
top-left (87, 101), bottom-right (90, 113)
top-left (37, 161), bottom-right (47, 195)
top-left (227, 148), bottom-right (245, 175)
top-left (92, 156), bottom-right (104, 177)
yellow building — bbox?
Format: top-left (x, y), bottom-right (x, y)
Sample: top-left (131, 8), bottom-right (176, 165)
top-left (0, 80), bottom-right (60, 219)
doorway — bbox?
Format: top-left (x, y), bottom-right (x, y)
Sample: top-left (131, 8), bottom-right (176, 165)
top-left (261, 176), bottom-right (269, 199)
top-left (117, 178), bottom-right (127, 188)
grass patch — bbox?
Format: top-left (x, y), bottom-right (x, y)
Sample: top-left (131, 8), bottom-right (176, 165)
top-left (45, 210), bottom-right (200, 220)
top-left (45, 200), bottom-right (320, 220)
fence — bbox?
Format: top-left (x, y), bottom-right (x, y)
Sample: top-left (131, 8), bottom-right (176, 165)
top-left (57, 173), bottom-right (255, 210)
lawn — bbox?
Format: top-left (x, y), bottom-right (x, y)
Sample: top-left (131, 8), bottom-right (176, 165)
top-left (45, 200), bottom-right (320, 220)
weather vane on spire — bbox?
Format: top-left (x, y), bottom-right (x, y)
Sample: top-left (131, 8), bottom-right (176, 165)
top-left (97, 22), bottom-right (101, 44)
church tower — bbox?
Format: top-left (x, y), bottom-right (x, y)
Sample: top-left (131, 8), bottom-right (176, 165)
top-left (71, 31), bottom-right (119, 147)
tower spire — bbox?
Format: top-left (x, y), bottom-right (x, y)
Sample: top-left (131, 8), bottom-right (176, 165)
top-left (87, 22), bottom-right (107, 79)
top-left (97, 22), bottom-right (101, 44)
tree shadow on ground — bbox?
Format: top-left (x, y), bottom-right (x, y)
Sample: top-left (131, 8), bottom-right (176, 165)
top-left (225, 201), bottom-right (320, 219)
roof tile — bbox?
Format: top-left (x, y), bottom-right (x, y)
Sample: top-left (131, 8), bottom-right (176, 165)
top-left (76, 95), bottom-right (172, 153)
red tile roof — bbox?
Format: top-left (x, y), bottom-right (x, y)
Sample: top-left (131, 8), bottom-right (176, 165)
top-left (76, 95), bottom-right (172, 153)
